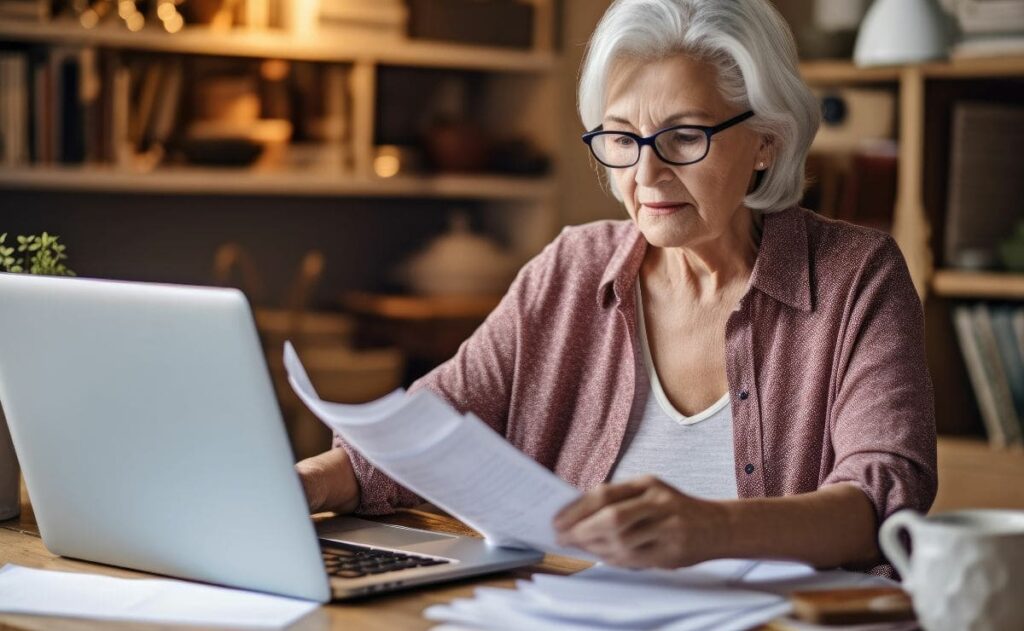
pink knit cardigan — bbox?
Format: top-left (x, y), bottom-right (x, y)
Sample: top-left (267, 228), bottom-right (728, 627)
top-left (334, 206), bottom-right (937, 572)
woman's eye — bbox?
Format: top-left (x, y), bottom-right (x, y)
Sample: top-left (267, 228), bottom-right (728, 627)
top-left (612, 135), bottom-right (636, 147)
top-left (669, 131), bottom-right (702, 145)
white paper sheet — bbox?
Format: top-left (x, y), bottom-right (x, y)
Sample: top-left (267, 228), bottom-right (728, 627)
top-left (284, 343), bottom-right (588, 557)
top-left (0, 564), bottom-right (319, 629)
top-left (424, 559), bottom-right (898, 631)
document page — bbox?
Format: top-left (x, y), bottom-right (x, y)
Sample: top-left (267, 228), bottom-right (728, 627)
top-left (0, 565), bottom-right (318, 628)
top-left (284, 343), bottom-right (586, 556)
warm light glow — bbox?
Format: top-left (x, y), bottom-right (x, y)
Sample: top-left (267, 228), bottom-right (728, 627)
top-left (157, 2), bottom-right (176, 20)
top-left (118, 1), bottom-right (135, 19)
top-left (374, 155), bottom-right (401, 178)
top-left (163, 12), bottom-right (183, 33)
top-left (260, 59), bottom-right (290, 81)
top-left (126, 12), bottom-right (145, 31)
top-left (80, 9), bottom-right (99, 28)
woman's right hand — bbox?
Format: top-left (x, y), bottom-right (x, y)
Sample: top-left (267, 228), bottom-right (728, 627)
top-left (294, 447), bottom-right (360, 514)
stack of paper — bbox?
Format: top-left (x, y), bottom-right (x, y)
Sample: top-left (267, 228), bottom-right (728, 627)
top-left (0, 565), bottom-right (319, 628)
top-left (424, 559), bottom-right (898, 631)
top-left (284, 343), bottom-right (588, 558)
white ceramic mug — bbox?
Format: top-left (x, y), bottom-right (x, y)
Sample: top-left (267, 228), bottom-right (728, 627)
top-left (0, 403), bottom-right (19, 521)
top-left (880, 509), bottom-right (1024, 631)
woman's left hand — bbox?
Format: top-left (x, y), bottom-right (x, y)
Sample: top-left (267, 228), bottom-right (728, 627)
top-left (552, 475), bottom-right (731, 568)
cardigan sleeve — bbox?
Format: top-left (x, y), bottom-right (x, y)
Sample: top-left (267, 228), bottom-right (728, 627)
top-left (822, 235), bottom-right (938, 527)
top-left (332, 242), bottom-right (551, 515)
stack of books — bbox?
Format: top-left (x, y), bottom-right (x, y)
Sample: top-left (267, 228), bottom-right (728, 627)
top-left (0, 0), bottom-right (47, 21)
top-left (953, 303), bottom-right (1024, 447)
top-left (0, 47), bottom-right (183, 169)
top-left (0, 52), bottom-right (30, 165)
top-left (951, 0), bottom-right (1024, 59)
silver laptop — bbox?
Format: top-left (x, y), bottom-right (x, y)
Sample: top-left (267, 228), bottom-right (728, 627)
top-left (0, 273), bottom-right (542, 602)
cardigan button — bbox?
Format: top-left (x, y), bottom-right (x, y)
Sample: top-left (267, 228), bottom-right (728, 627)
top-left (744, 463), bottom-right (755, 475)
top-left (739, 390), bottom-right (749, 401)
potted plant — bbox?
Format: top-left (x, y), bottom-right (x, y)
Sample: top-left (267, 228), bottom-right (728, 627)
top-left (0, 232), bottom-right (75, 521)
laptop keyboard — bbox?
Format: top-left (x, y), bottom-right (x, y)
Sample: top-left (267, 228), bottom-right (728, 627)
top-left (321, 541), bottom-right (451, 579)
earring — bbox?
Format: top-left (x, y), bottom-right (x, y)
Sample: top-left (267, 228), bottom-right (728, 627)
top-left (757, 162), bottom-right (767, 170)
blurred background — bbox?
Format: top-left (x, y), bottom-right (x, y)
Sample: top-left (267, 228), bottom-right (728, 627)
top-left (0, 0), bottom-right (1022, 511)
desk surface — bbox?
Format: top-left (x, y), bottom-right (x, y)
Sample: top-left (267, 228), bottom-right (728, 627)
top-left (0, 488), bottom-right (590, 631)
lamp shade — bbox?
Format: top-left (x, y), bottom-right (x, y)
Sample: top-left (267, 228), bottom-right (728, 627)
top-left (854, 0), bottom-right (951, 67)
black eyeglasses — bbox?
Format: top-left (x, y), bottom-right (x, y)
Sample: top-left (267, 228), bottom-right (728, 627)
top-left (582, 111), bottom-right (755, 168)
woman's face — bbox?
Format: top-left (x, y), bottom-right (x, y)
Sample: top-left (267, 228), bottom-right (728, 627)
top-left (603, 54), bottom-right (769, 249)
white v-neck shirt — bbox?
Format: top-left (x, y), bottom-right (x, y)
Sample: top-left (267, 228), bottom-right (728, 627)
top-left (607, 283), bottom-right (739, 500)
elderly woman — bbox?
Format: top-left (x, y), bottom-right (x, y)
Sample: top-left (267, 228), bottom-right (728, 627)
top-left (298, 0), bottom-right (936, 574)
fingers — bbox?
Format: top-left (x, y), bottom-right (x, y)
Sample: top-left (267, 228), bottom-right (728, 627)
top-left (294, 463), bottom-right (323, 512)
top-left (554, 475), bottom-right (661, 532)
top-left (557, 492), bottom-right (660, 547)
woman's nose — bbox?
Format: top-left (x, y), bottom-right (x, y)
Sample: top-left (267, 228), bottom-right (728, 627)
top-left (633, 145), bottom-right (674, 187)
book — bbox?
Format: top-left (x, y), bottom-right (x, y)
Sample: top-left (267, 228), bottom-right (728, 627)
top-left (0, 0), bottom-right (48, 21)
top-left (953, 34), bottom-right (1024, 59)
top-left (953, 305), bottom-right (1022, 447)
top-left (944, 102), bottom-right (1024, 269)
top-left (0, 54), bottom-right (29, 165)
top-left (59, 55), bottom-right (85, 163)
top-left (991, 306), bottom-right (1024, 424)
top-left (1014, 308), bottom-right (1024, 366)
top-left (972, 304), bottom-right (1023, 445)
top-left (954, 0), bottom-right (1024, 35)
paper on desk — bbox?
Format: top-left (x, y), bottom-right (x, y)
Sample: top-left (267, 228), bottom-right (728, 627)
top-left (284, 343), bottom-right (587, 557)
top-left (0, 564), bottom-right (318, 629)
top-left (424, 559), bottom-right (898, 631)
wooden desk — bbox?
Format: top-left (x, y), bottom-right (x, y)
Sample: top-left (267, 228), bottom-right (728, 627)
top-left (0, 488), bottom-right (589, 630)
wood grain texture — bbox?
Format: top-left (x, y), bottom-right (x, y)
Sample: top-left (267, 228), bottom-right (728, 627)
top-left (933, 437), bottom-right (1024, 513)
top-left (931, 270), bottom-right (1024, 301)
top-left (0, 497), bottom-right (589, 631)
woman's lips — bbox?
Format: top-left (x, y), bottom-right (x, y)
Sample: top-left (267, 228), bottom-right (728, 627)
top-left (640, 202), bottom-right (689, 216)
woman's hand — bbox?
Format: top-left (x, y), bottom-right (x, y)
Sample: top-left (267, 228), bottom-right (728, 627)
top-left (294, 447), bottom-right (360, 514)
top-left (552, 475), bottom-right (730, 568)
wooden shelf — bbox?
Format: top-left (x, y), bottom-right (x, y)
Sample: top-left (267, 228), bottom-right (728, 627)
top-left (0, 18), bottom-right (556, 73)
top-left (921, 55), bottom-right (1024, 79)
top-left (799, 56), bottom-right (1024, 85)
top-left (0, 166), bottom-right (555, 200)
top-left (799, 59), bottom-right (901, 85)
top-left (931, 270), bottom-right (1024, 300)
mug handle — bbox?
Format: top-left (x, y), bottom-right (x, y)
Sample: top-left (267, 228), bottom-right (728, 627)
top-left (879, 509), bottom-right (923, 583)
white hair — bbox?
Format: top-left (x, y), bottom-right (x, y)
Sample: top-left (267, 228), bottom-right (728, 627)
top-left (578, 0), bottom-right (820, 212)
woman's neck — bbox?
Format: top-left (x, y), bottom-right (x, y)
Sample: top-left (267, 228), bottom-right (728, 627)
top-left (644, 207), bottom-right (761, 301)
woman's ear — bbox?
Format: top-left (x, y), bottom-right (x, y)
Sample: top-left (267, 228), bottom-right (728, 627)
top-left (755, 135), bottom-right (775, 171)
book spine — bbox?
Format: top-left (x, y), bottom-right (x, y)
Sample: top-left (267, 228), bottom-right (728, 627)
top-left (12, 54), bottom-right (29, 165)
top-left (972, 304), bottom-right (1023, 445)
top-left (59, 56), bottom-right (85, 164)
top-left (991, 307), bottom-right (1024, 425)
top-left (1014, 308), bottom-right (1024, 368)
top-left (0, 57), bottom-right (9, 165)
top-left (954, 306), bottom-right (1009, 447)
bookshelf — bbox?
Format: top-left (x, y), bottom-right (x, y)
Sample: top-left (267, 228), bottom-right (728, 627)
top-left (0, 3), bottom-right (562, 259)
top-left (800, 57), bottom-right (1024, 507)
top-left (0, 19), bottom-right (557, 72)
top-left (932, 270), bottom-right (1024, 301)
top-left (0, 165), bottom-right (556, 200)
top-left (799, 57), bottom-right (1024, 297)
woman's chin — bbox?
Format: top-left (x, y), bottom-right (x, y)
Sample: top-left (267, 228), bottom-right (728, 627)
top-left (635, 213), bottom-right (697, 249)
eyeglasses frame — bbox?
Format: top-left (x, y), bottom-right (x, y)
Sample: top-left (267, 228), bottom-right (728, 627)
top-left (581, 110), bottom-right (755, 168)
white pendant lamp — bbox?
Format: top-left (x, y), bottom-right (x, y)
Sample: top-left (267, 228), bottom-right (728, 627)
top-left (854, 0), bottom-right (952, 67)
